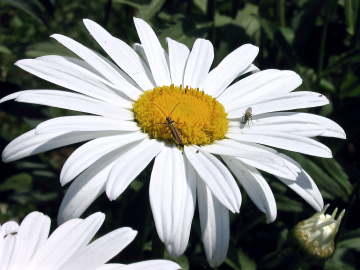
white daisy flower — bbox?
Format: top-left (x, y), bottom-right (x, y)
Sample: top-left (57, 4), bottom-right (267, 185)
top-left (0, 211), bottom-right (181, 270)
top-left (1, 18), bottom-right (345, 267)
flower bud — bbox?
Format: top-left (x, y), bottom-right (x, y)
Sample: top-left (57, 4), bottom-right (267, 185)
top-left (288, 204), bottom-right (345, 265)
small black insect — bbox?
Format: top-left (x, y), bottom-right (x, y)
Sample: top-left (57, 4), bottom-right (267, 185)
top-left (319, 94), bottom-right (323, 97)
top-left (152, 103), bottom-right (183, 145)
top-left (241, 107), bottom-right (253, 128)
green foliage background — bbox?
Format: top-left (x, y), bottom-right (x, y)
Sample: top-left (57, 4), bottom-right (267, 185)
top-left (0, 0), bottom-right (359, 269)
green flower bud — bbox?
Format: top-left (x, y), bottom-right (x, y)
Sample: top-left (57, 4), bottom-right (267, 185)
top-left (288, 205), bottom-right (345, 265)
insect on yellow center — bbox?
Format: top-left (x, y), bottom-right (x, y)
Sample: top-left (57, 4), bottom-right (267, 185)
top-left (133, 84), bottom-right (228, 145)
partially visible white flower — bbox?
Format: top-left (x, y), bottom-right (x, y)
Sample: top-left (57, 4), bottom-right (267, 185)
top-left (0, 211), bottom-right (181, 270)
top-left (289, 204), bottom-right (345, 264)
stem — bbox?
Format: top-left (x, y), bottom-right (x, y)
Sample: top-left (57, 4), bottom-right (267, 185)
top-left (277, 0), bottom-right (286, 27)
top-left (316, 0), bottom-right (335, 87)
top-left (151, 225), bottom-right (165, 259)
top-left (287, 255), bottom-right (305, 270)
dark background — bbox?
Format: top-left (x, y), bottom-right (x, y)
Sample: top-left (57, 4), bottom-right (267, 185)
top-left (0, 0), bottom-right (359, 269)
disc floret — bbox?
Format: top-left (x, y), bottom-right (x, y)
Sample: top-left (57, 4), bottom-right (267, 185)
top-left (133, 84), bottom-right (228, 145)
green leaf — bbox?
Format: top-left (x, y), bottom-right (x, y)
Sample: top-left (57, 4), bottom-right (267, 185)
top-left (233, 4), bottom-right (261, 45)
top-left (0, 0), bottom-right (47, 25)
top-left (25, 41), bottom-right (77, 58)
top-left (0, 173), bottom-right (32, 192)
top-left (225, 242), bottom-right (241, 270)
top-left (344, 0), bottom-right (359, 35)
top-left (340, 72), bottom-right (360, 97)
top-left (322, 49), bottom-right (360, 76)
top-left (193, 0), bottom-right (207, 14)
top-left (275, 194), bottom-right (304, 212)
top-left (320, 159), bottom-right (352, 194)
top-left (113, 0), bottom-right (166, 20)
top-left (285, 152), bottom-right (349, 200)
top-left (238, 248), bottom-right (257, 270)
top-left (279, 27), bottom-right (295, 45)
top-left (157, 18), bottom-right (212, 48)
top-left (0, 45), bottom-right (12, 54)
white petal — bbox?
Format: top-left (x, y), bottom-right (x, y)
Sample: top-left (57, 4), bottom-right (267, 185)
top-left (204, 44), bottom-right (259, 97)
top-left (106, 139), bottom-right (164, 201)
top-left (184, 145), bottom-right (241, 213)
top-left (0, 91), bottom-right (32, 103)
top-left (227, 91), bottom-right (329, 118)
top-left (50, 35), bottom-right (142, 100)
top-left (197, 177), bottom-right (229, 268)
top-left (149, 144), bottom-right (187, 245)
top-left (237, 63), bottom-right (260, 78)
top-left (277, 154), bottom-right (323, 211)
top-left (0, 233), bottom-right (21, 270)
top-left (202, 139), bottom-right (284, 166)
top-left (36, 54), bottom-right (134, 97)
top-left (27, 213), bottom-right (104, 270)
top-left (59, 228), bottom-right (137, 270)
top-left (226, 130), bottom-right (332, 158)
top-left (238, 157), bottom-right (297, 180)
top-left (117, 260), bottom-right (181, 270)
top-left (183, 39), bottom-right (214, 90)
top-left (16, 90), bottom-right (134, 119)
top-left (83, 19), bottom-right (156, 90)
top-left (223, 72), bottom-right (302, 111)
top-left (95, 265), bottom-right (125, 270)
top-left (15, 59), bottom-right (131, 107)
top-left (51, 36), bottom-right (143, 92)
top-left (166, 38), bottom-right (190, 87)
top-left (227, 115), bottom-right (327, 137)
top-left (218, 69), bottom-right (297, 106)
top-left (222, 156), bottom-right (277, 223)
top-left (35, 116), bottom-right (139, 134)
top-left (2, 129), bottom-right (118, 163)
top-left (166, 158), bottom-right (196, 257)
top-left (11, 212), bottom-right (51, 270)
top-left (58, 147), bottom-right (129, 224)
top-left (60, 132), bottom-right (146, 186)
top-left (134, 18), bottom-right (171, 87)
top-left (132, 43), bottom-right (149, 66)
top-left (250, 112), bottom-right (346, 139)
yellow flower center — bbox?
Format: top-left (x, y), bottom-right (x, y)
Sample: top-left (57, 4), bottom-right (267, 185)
top-left (133, 84), bottom-right (228, 145)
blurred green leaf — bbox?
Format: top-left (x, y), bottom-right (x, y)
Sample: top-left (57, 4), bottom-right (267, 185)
top-left (0, 0), bottom-right (47, 25)
top-left (338, 228), bottom-right (360, 251)
top-left (193, 0), bottom-right (207, 14)
top-left (276, 194), bottom-right (303, 212)
top-left (286, 153), bottom-right (349, 200)
top-left (279, 27), bottom-right (295, 45)
top-left (113, 0), bottom-right (166, 20)
top-left (225, 242), bottom-right (241, 270)
top-left (322, 49), bottom-right (360, 76)
top-left (25, 41), bottom-right (77, 58)
top-left (344, 0), bottom-right (359, 35)
top-left (0, 173), bottom-right (32, 192)
top-left (238, 248), bottom-right (257, 270)
top-left (340, 72), bottom-right (360, 97)
top-left (320, 158), bottom-right (352, 194)
top-left (233, 4), bottom-right (261, 45)
top-left (0, 45), bottom-right (12, 54)
top-left (158, 18), bottom-right (212, 48)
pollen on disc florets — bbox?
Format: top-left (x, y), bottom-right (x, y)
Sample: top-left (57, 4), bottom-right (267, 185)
top-left (133, 84), bottom-right (228, 145)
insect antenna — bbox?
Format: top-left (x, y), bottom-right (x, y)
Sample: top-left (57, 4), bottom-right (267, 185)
top-left (168, 103), bottom-right (180, 117)
top-left (152, 103), bottom-right (167, 117)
